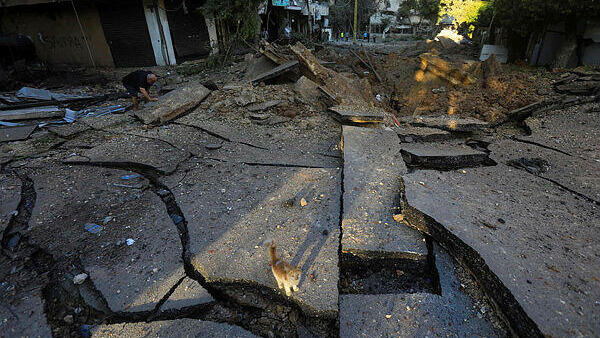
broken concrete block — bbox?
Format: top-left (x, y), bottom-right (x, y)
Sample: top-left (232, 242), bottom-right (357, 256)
top-left (329, 105), bottom-right (385, 124)
top-left (0, 106), bottom-right (63, 121)
top-left (401, 165), bottom-right (600, 337)
top-left (250, 60), bottom-right (299, 84)
top-left (0, 125), bottom-right (36, 142)
top-left (394, 125), bottom-right (452, 142)
top-left (341, 126), bottom-right (426, 259)
top-left (294, 76), bottom-right (322, 103)
top-left (135, 82), bottom-right (210, 125)
top-left (92, 319), bottom-right (258, 337)
top-left (399, 115), bottom-right (488, 132)
top-left (400, 142), bottom-right (491, 170)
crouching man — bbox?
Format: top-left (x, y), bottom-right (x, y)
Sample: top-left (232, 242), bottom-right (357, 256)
top-left (122, 70), bottom-right (158, 109)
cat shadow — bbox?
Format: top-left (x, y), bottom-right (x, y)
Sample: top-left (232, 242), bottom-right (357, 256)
top-left (291, 222), bottom-right (329, 288)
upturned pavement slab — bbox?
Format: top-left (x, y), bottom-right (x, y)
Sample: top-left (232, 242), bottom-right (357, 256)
top-left (400, 141), bottom-right (491, 170)
top-left (339, 244), bottom-right (506, 338)
top-left (0, 125), bottom-right (36, 142)
top-left (135, 82), bottom-right (211, 125)
top-left (524, 106), bottom-right (600, 160)
top-left (161, 161), bottom-right (341, 317)
top-left (401, 165), bottom-right (600, 337)
top-left (26, 165), bottom-right (184, 313)
top-left (329, 105), bottom-right (386, 124)
top-left (394, 125), bottom-right (452, 143)
top-left (47, 121), bottom-right (91, 138)
top-left (159, 276), bottom-right (214, 312)
top-left (91, 319), bottom-right (258, 337)
top-left (341, 126), bottom-right (426, 259)
top-left (63, 134), bottom-right (190, 174)
top-left (490, 138), bottom-right (600, 203)
top-left (0, 289), bottom-right (52, 338)
top-left (399, 115), bottom-right (489, 132)
top-left (0, 174), bottom-right (21, 240)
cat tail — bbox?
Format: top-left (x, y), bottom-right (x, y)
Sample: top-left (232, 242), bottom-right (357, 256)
top-left (267, 239), bottom-right (277, 264)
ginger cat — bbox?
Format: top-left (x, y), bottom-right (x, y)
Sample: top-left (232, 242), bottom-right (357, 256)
top-left (268, 241), bottom-right (301, 296)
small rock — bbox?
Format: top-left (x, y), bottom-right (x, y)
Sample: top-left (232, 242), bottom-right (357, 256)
top-left (156, 189), bottom-right (170, 197)
top-left (73, 273), bottom-right (88, 285)
top-left (126, 238), bottom-right (135, 246)
top-left (205, 143), bottom-right (223, 150)
top-left (63, 315), bottom-right (74, 324)
top-left (300, 198), bottom-right (308, 207)
top-left (393, 214), bottom-right (404, 223)
top-left (385, 314), bottom-right (392, 319)
top-left (74, 307), bottom-right (82, 314)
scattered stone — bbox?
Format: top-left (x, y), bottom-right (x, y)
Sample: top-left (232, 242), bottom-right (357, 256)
top-left (400, 142), bottom-right (492, 170)
top-left (247, 100), bottom-right (282, 112)
top-left (329, 105), bottom-right (385, 124)
top-left (63, 315), bottom-right (74, 324)
top-left (46, 122), bottom-right (91, 138)
top-left (73, 273), bottom-right (88, 285)
top-left (135, 82), bottom-right (211, 125)
top-left (341, 126), bottom-right (426, 259)
top-left (399, 115), bottom-right (489, 132)
top-left (249, 112), bottom-right (270, 121)
top-left (205, 143), bottom-right (223, 150)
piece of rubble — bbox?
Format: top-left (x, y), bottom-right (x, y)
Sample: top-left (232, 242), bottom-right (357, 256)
top-left (92, 319), bottom-right (258, 337)
top-left (250, 60), bottom-right (299, 84)
top-left (399, 115), bottom-right (488, 132)
top-left (394, 125), bottom-right (452, 142)
top-left (0, 125), bottom-right (36, 142)
top-left (0, 174), bottom-right (21, 241)
top-left (246, 100), bottom-right (282, 112)
top-left (27, 165), bottom-right (183, 313)
top-left (294, 76), bottom-right (322, 103)
top-left (419, 53), bottom-right (475, 86)
top-left (0, 106), bottom-right (63, 121)
top-left (341, 126), bottom-right (426, 259)
top-left (0, 289), bottom-right (52, 337)
top-left (159, 277), bottom-right (214, 312)
top-left (47, 122), bottom-right (91, 138)
top-left (400, 142), bottom-right (491, 170)
top-left (161, 162), bottom-right (341, 317)
top-left (135, 82), bottom-right (210, 125)
top-left (401, 165), bottom-right (600, 337)
top-left (329, 105), bottom-right (385, 124)
top-left (480, 44), bottom-right (509, 64)
top-left (340, 244), bottom-right (506, 337)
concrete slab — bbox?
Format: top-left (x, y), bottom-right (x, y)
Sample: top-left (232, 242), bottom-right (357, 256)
top-left (26, 165), bottom-right (183, 313)
top-left (0, 174), bottom-right (21, 240)
top-left (400, 142), bottom-right (491, 170)
top-left (63, 134), bottom-right (189, 174)
top-left (401, 165), bottom-right (600, 337)
top-left (491, 138), bottom-right (600, 203)
top-left (80, 114), bottom-right (137, 131)
top-left (91, 319), bottom-right (258, 337)
top-left (339, 245), bottom-right (506, 337)
top-left (341, 126), bottom-right (426, 258)
top-left (524, 107), bottom-right (600, 161)
top-left (135, 82), bottom-right (211, 125)
top-left (329, 105), bottom-right (385, 124)
top-left (250, 60), bottom-right (299, 84)
top-left (0, 125), bottom-right (36, 142)
top-left (399, 115), bottom-right (489, 132)
top-left (47, 122), bottom-right (91, 138)
top-left (0, 289), bottom-right (52, 338)
top-left (394, 125), bottom-right (452, 143)
top-left (0, 106), bottom-right (63, 121)
top-left (159, 277), bottom-right (214, 312)
top-left (162, 162), bottom-right (341, 316)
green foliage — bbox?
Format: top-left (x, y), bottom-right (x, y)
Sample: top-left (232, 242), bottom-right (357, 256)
top-left (201, 0), bottom-right (263, 40)
top-left (396, 0), bottom-right (441, 24)
top-left (330, 0), bottom-right (378, 34)
top-left (489, 0), bottom-right (600, 35)
top-left (439, 0), bottom-right (488, 25)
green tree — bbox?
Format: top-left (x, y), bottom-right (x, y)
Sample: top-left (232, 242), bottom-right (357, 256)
top-left (438, 0), bottom-right (488, 25)
top-left (396, 0), bottom-right (441, 27)
top-left (201, 0), bottom-right (263, 43)
top-left (490, 0), bottom-right (600, 67)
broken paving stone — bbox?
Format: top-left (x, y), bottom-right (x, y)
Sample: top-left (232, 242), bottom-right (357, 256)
top-left (92, 318), bottom-right (258, 337)
top-left (26, 165), bottom-right (183, 313)
top-left (0, 174), bottom-right (21, 241)
top-left (329, 105), bottom-right (385, 124)
top-left (0, 289), bottom-right (52, 338)
top-left (73, 273), bottom-right (88, 285)
top-left (401, 165), bottom-right (600, 337)
top-left (0, 106), bottom-right (63, 121)
top-left (340, 244), bottom-right (506, 337)
top-left (135, 82), bottom-right (211, 125)
top-left (341, 126), bottom-right (426, 259)
top-left (394, 125), bottom-right (452, 143)
top-left (249, 112), bottom-right (271, 121)
top-left (161, 163), bottom-right (341, 316)
top-left (246, 100), bottom-right (282, 112)
top-left (0, 125), bottom-right (36, 142)
top-left (250, 60), bottom-right (299, 84)
top-left (46, 122), bottom-right (91, 138)
top-left (400, 142), bottom-right (492, 170)
top-left (159, 277), bottom-right (214, 312)
top-left (294, 76), bottom-right (322, 103)
top-left (399, 115), bottom-right (489, 132)
top-left (63, 135), bottom-right (189, 174)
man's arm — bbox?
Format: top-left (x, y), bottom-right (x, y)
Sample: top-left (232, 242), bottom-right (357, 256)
top-left (139, 88), bottom-right (158, 101)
